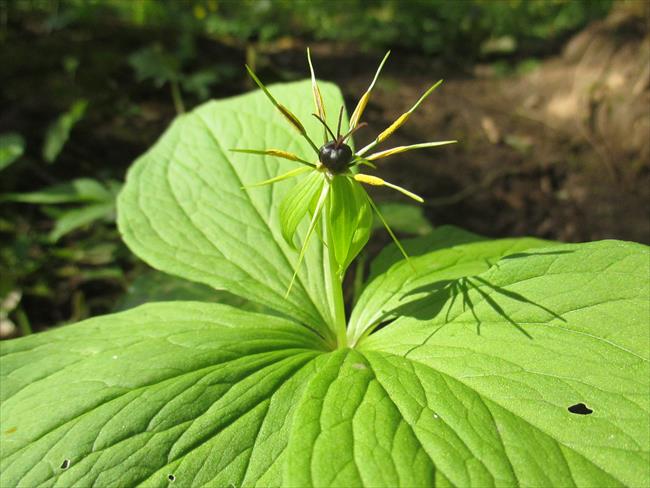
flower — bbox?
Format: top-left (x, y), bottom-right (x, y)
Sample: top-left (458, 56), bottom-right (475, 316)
top-left (232, 49), bottom-right (456, 293)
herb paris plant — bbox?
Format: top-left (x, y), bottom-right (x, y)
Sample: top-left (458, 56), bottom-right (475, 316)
top-left (232, 50), bottom-right (454, 348)
top-left (1, 51), bottom-right (648, 488)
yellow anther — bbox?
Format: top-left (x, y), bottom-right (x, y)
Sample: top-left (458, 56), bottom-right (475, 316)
top-left (354, 173), bottom-right (423, 202)
top-left (349, 92), bottom-right (370, 131)
top-left (354, 174), bottom-right (384, 186)
top-left (376, 113), bottom-right (410, 143)
top-left (266, 149), bottom-right (302, 161)
top-left (366, 140), bottom-right (457, 161)
top-left (245, 64), bottom-right (319, 154)
top-left (278, 104), bottom-right (306, 134)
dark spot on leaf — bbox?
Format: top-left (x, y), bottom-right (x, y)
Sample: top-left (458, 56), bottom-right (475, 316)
top-left (568, 403), bottom-right (593, 415)
top-left (61, 459), bottom-right (71, 470)
top-left (168, 474), bottom-right (175, 482)
top-left (3, 427), bottom-right (17, 434)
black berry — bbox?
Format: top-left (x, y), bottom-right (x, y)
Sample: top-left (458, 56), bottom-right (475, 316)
top-left (319, 141), bottom-right (353, 174)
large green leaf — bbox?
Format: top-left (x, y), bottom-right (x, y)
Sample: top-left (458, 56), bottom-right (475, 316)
top-left (0, 303), bottom-right (327, 487)
top-left (360, 240), bottom-right (649, 487)
top-left (2, 240), bottom-right (647, 487)
top-left (118, 80), bottom-right (348, 343)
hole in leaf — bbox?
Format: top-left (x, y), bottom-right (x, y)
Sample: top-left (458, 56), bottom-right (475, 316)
top-left (168, 474), bottom-right (176, 482)
top-left (568, 403), bottom-right (593, 415)
top-left (61, 459), bottom-right (71, 470)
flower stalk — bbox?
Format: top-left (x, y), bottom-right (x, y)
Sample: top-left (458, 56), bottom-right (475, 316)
top-left (322, 196), bottom-right (349, 348)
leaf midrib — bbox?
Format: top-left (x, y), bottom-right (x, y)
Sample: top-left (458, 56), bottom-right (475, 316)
top-left (194, 112), bottom-right (332, 333)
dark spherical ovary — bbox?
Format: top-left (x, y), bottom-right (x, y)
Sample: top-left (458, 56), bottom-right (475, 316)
top-left (318, 141), bottom-right (352, 174)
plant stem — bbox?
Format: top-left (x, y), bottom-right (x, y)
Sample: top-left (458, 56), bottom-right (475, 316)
top-left (15, 308), bottom-right (32, 336)
top-left (322, 195), bottom-right (348, 349)
top-left (170, 79), bottom-right (185, 114)
top-left (351, 251), bottom-right (368, 307)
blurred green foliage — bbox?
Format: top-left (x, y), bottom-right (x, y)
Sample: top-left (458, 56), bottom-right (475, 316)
top-left (128, 42), bottom-right (237, 112)
top-left (9, 0), bottom-right (613, 60)
top-left (42, 99), bottom-right (88, 163)
top-left (3, 178), bottom-right (120, 242)
top-left (0, 133), bottom-right (25, 172)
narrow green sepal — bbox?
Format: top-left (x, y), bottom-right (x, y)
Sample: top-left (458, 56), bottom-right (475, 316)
top-left (242, 166), bottom-right (311, 189)
top-left (365, 192), bottom-right (414, 271)
top-left (286, 182), bottom-right (330, 297)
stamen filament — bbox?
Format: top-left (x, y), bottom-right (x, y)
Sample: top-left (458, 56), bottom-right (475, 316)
top-left (245, 65), bottom-right (320, 155)
top-left (357, 79), bottom-right (444, 156)
top-left (349, 51), bottom-right (390, 129)
top-left (348, 157), bottom-right (377, 169)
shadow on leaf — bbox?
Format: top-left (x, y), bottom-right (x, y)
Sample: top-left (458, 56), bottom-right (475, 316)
top-left (378, 272), bottom-right (566, 339)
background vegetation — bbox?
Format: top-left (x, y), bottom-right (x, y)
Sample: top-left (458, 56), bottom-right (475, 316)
top-left (1, 0), bottom-right (647, 337)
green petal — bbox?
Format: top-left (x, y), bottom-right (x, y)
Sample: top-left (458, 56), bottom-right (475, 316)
top-left (328, 176), bottom-right (372, 275)
top-left (279, 171), bottom-right (324, 248)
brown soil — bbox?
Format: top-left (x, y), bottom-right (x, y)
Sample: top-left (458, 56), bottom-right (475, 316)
top-left (304, 5), bottom-right (650, 245)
